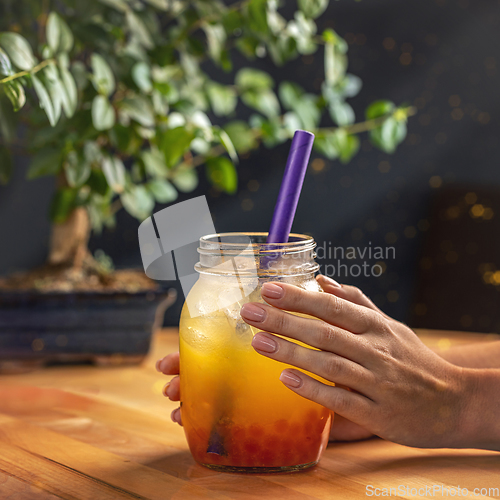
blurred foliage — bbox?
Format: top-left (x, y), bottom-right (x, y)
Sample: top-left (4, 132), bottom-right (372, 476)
top-left (0, 0), bottom-right (414, 231)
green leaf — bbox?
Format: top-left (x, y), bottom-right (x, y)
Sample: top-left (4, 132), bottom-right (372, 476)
top-left (223, 121), bottom-right (257, 154)
top-left (0, 48), bottom-right (14, 77)
top-left (153, 80), bottom-right (179, 103)
top-left (341, 74), bottom-right (362, 98)
top-left (50, 188), bottom-right (78, 224)
top-left (365, 100), bottom-right (395, 120)
top-left (101, 156), bottom-right (126, 193)
top-left (369, 116), bottom-right (407, 154)
top-left (236, 68), bottom-right (274, 90)
top-left (46, 12), bottom-right (74, 54)
top-left (84, 141), bottom-right (102, 165)
top-left (223, 10), bottom-right (244, 32)
top-left (292, 94), bottom-right (320, 130)
top-left (279, 81), bottom-right (304, 111)
top-left (64, 150), bottom-right (91, 187)
top-left (27, 147), bottom-right (61, 179)
top-left (152, 89), bottom-right (168, 115)
top-left (171, 166), bottom-right (198, 193)
top-left (298, 0), bottom-right (328, 19)
top-left (241, 89), bottom-right (280, 118)
top-left (147, 178), bottom-right (178, 203)
top-left (120, 96), bottom-right (155, 127)
top-left (283, 111), bottom-right (302, 135)
top-left (126, 11), bottom-right (154, 49)
top-left (121, 185), bottom-right (155, 221)
top-left (142, 147), bottom-right (167, 177)
top-left (91, 53), bottom-right (115, 96)
top-left (43, 65), bottom-right (63, 124)
top-left (216, 129), bottom-right (238, 164)
top-left (3, 80), bottom-right (26, 111)
top-left (92, 95), bottom-right (115, 130)
top-left (322, 29), bottom-right (348, 53)
top-left (314, 132), bottom-right (339, 160)
top-left (0, 33), bottom-right (37, 70)
top-left (334, 129), bottom-right (360, 163)
top-left (159, 127), bottom-right (194, 168)
top-left (247, 0), bottom-right (268, 33)
top-left (59, 64), bottom-right (78, 117)
top-left (278, 82), bottom-right (319, 129)
top-left (329, 100), bottom-right (355, 126)
top-left (86, 169), bottom-right (109, 196)
top-left (31, 73), bottom-right (57, 126)
top-left (71, 61), bottom-right (88, 91)
top-left (132, 62), bottom-right (152, 93)
top-left (0, 145), bottom-right (12, 184)
top-left (0, 96), bottom-right (16, 142)
top-left (206, 156), bottom-right (237, 194)
top-left (324, 42), bottom-right (348, 87)
top-left (206, 81), bottom-right (237, 116)
top-left (203, 23), bottom-right (226, 63)
top-left (250, 114), bottom-right (287, 147)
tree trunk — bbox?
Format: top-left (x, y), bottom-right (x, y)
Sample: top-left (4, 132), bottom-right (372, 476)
top-left (47, 207), bottom-right (91, 269)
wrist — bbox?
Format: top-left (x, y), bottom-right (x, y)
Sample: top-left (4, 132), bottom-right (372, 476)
top-left (454, 367), bottom-right (500, 451)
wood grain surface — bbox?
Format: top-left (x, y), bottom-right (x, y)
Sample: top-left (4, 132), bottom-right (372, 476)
top-left (0, 328), bottom-right (499, 500)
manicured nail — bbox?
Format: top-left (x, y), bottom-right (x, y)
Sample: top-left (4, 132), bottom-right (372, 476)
top-left (280, 370), bottom-right (303, 388)
top-left (262, 283), bottom-right (284, 299)
top-left (252, 333), bottom-right (277, 353)
top-left (240, 303), bottom-right (266, 322)
top-left (320, 275), bottom-right (341, 288)
top-left (162, 382), bottom-right (171, 397)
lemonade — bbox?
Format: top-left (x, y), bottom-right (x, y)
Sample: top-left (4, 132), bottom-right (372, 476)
top-left (179, 233), bottom-right (332, 472)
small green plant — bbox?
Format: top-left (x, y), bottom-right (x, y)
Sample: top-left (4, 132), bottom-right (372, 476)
top-left (0, 0), bottom-right (414, 270)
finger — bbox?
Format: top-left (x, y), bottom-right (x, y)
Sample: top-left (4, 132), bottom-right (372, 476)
top-left (279, 368), bottom-right (374, 426)
top-left (162, 376), bottom-right (180, 401)
top-left (156, 352), bottom-right (180, 375)
top-left (251, 332), bottom-right (373, 394)
top-left (240, 302), bottom-right (371, 365)
top-left (259, 282), bottom-right (380, 334)
top-left (171, 407), bottom-right (183, 426)
top-left (316, 275), bottom-right (387, 317)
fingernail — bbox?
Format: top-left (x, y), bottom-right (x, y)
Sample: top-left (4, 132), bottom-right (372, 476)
top-left (155, 359), bottom-right (163, 372)
top-left (171, 408), bottom-right (178, 422)
top-left (240, 303), bottom-right (266, 322)
top-left (280, 370), bottom-right (303, 388)
top-left (162, 382), bottom-right (171, 397)
top-left (252, 333), bottom-right (277, 353)
top-left (320, 276), bottom-right (341, 288)
top-left (262, 283), bottom-right (284, 299)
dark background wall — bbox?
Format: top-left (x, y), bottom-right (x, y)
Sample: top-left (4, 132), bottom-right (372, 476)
top-left (1, 0), bottom-right (499, 326)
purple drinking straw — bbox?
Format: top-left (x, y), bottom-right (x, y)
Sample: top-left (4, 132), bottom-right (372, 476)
top-left (267, 130), bottom-right (315, 244)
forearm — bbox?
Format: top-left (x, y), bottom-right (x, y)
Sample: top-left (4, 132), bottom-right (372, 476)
top-left (436, 341), bottom-right (500, 369)
top-left (459, 368), bottom-right (500, 451)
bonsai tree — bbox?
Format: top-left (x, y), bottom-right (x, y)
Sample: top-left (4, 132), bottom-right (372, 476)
top-left (0, 0), bottom-right (414, 288)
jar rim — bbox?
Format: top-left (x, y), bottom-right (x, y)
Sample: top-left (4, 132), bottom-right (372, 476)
top-left (196, 232), bottom-right (319, 277)
top-left (199, 232), bottom-right (315, 255)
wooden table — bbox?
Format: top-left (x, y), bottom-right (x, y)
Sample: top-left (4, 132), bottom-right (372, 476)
top-left (1, 329), bottom-right (499, 499)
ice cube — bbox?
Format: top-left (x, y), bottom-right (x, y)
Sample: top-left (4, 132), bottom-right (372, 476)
top-left (234, 318), bottom-right (251, 339)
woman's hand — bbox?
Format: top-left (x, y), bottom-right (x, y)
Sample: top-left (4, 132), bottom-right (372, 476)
top-left (157, 276), bottom-right (378, 442)
top-left (156, 352), bottom-right (182, 425)
top-left (239, 277), bottom-right (476, 449)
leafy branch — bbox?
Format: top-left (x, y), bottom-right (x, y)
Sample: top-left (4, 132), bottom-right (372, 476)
top-left (0, 58), bottom-right (54, 85)
top-left (0, 0), bottom-right (415, 232)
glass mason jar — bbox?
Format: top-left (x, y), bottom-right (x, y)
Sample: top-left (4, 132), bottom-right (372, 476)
top-left (179, 232), bottom-right (332, 473)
